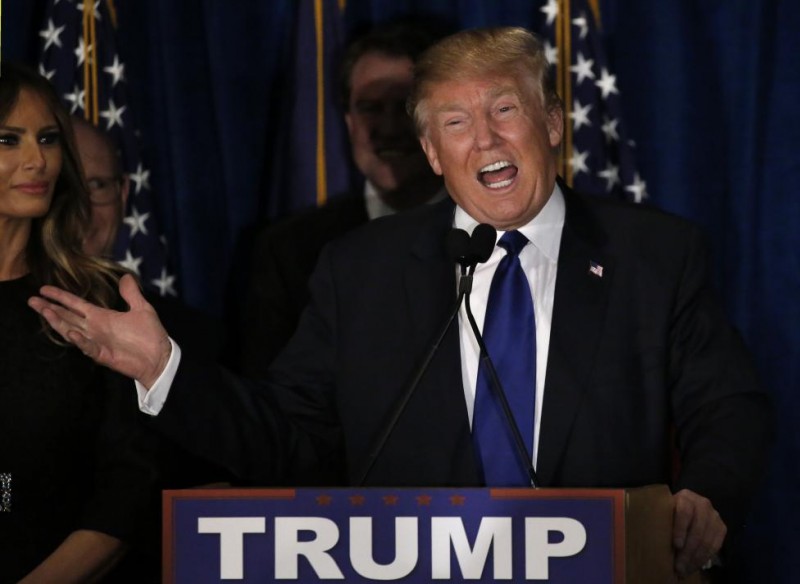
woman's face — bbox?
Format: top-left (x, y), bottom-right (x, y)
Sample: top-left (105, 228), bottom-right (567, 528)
top-left (0, 88), bottom-right (63, 223)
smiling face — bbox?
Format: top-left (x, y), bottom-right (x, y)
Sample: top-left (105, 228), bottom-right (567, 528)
top-left (419, 73), bottom-right (563, 230)
top-left (0, 88), bottom-right (63, 223)
top-left (344, 51), bottom-right (432, 196)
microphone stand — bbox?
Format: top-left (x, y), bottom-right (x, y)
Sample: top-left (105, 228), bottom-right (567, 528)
top-left (464, 277), bottom-right (540, 488)
top-left (357, 263), bottom-right (474, 486)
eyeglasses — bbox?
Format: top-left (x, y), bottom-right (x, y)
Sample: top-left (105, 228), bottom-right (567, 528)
top-left (87, 176), bottom-right (123, 206)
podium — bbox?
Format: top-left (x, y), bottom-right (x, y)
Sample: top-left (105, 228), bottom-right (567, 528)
top-left (163, 484), bottom-right (706, 583)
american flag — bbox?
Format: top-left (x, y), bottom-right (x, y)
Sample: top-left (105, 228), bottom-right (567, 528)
top-left (539, 0), bottom-right (647, 202)
top-left (38, 0), bottom-right (176, 296)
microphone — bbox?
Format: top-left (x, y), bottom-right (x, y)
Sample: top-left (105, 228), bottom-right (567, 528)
top-left (447, 224), bottom-right (495, 272)
top-left (469, 223), bottom-right (496, 265)
top-left (357, 225), bottom-right (493, 485)
top-left (462, 231), bottom-right (540, 487)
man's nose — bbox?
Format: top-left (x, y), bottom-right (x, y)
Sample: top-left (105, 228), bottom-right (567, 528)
top-left (473, 116), bottom-right (500, 151)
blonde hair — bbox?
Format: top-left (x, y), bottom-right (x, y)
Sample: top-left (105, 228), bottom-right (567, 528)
top-left (1, 62), bottom-right (124, 319)
top-left (408, 27), bottom-right (562, 135)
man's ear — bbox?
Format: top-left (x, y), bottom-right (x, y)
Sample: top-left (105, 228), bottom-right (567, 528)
top-left (344, 112), bottom-right (354, 139)
top-left (547, 106), bottom-right (564, 149)
top-left (120, 176), bottom-right (131, 208)
top-left (419, 136), bottom-right (443, 176)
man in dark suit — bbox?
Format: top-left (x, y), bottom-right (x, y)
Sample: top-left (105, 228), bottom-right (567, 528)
top-left (240, 21), bottom-right (444, 374)
top-left (33, 27), bottom-right (769, 580)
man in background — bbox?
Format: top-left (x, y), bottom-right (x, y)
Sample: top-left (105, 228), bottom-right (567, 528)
top-left (73, 117), bottom-right (226, 363)
top-left (239, 21), bottom-right (446, 375)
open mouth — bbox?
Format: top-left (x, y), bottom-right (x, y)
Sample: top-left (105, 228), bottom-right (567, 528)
top-left (478, 160), bottom-right (518, 189)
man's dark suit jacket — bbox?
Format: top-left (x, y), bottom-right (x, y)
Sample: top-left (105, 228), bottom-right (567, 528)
top-left (239, 194), bottom-right (369, 376)
top-left (158, 186), bottom-right (770, 534)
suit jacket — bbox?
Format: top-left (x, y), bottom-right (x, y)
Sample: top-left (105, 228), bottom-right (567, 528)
top-left (158, 186), bottom-right (769, 532)
top-left (239, 194), bottom-right (369, 376)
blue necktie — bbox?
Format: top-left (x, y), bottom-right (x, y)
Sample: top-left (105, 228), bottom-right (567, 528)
top-left (472, 230), bottom-right (536, 486)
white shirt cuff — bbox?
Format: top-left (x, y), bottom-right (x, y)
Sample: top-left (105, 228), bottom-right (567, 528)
top-left (135, 338), bottom-right (182, 416)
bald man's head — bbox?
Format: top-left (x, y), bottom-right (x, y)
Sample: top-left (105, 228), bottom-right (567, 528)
top-left (72, 117), bottom-right (129, 257)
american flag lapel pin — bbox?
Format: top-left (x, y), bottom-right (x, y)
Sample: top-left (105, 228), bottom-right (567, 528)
top-left (588, 261), bottom-right (604, 278)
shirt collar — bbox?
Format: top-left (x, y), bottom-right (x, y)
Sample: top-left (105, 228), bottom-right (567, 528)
top-left (453, 182), bottom-right (565, 262)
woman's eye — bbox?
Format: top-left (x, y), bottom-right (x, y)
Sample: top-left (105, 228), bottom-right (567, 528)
top-left (0, 134), bottom-right (20, 146)
top-left (39, 131), bottom-right (61, 145)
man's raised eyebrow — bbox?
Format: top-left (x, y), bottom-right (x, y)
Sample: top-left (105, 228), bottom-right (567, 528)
top-left (486, 85), bottom-right (521, 99)
top-left (430, 101), bottom-right (468, 116)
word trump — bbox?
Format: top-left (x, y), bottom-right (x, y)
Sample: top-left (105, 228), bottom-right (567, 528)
top-left (197, 515), bottom-right (587, 581)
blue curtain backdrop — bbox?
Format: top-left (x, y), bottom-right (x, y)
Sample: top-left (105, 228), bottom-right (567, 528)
top-left (5, 1), bottom-right (798, 581)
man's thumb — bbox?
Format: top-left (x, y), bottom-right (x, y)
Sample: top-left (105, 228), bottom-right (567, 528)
top-left (119, 273), bottom-right (147, 310)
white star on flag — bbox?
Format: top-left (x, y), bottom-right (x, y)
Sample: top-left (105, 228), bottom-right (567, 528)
top-left (595, 68), bottom-right (619, 99)
top-left (39, 19), bottom-right (66, 51)
top-left (570, 99), bottom-right (593, 131)
top-left (63, 85), bottom-right (85, 113)
top-left (76, 1), bottom-right (101, 20)
top-left (598, 164), bottom-right (620, 192)
top-left (570, 148), bottom-right (590, 176)
top-left (151, 268), bottom-right (178, 297)
top-left (118, 250), bottom-right (143, 276)
top-left (74, 37), bottom-right (93, 66)
top-left (38, 64), bottom-right (56, 81)
top-left (573, 14), bottom-right (589, 39)
top-left (100, 99), bottom-right (127, 130)
top-left (103, 55), bottom-right (126, 86)
top-left (123, 207), bottom-right (150, 238)
top-left (129, 163), bottom-right (151, 195)
top-left (541, 0), bottom-right (559, 26)
top-left (625, 173), bottom-right (649, 203)
top-left (544, 41), bottom-right (558, 66)
top-left (570, 52), bottom-right (595, 84)
top-left (601, 116), bottom-right (620, 143)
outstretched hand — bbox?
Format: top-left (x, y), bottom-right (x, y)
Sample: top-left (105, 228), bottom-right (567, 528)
top-left (28, 274), bottom-right (172, 388)
top-left (672, 488), bottom-right (726, 579)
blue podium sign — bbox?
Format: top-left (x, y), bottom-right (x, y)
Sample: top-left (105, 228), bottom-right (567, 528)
top-left (163, 488), bottom-right (633, 583)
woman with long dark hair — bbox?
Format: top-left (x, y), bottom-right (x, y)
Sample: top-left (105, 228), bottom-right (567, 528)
top-left (0, 61), bottom-right (153, 583)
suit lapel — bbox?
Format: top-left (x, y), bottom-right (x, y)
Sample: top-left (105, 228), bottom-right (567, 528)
top-left (536, 189), bottom-right (614, 486)
top-left (404, 200), bottom-right (460, 355)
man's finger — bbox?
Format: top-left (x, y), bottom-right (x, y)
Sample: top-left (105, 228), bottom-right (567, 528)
top-left (38, 285), bottom-right (92, 318)
top-left (675, 519), bottom-right (710, 576)
top-left (672, 496), bottom-right (692, 549)
top-left (35, 301), bottom-right (89, 333)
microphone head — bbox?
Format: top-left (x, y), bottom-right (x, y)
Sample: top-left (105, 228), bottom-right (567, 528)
top-left (470, 224), bottom-right (497, 264)
top-left (445, 228), bottom-right (471, 266)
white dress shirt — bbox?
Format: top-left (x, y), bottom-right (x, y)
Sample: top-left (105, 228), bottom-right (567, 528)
top-left (455, 184), bottom-right (565, 469)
